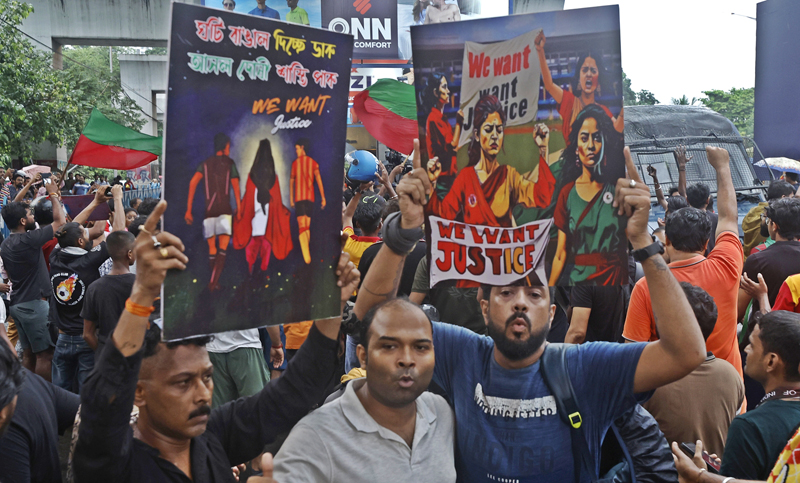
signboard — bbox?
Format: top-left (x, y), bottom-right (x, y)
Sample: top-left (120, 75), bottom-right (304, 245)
top-left (323, 0), bottom-right (398, 59)
top-left (201, 0), bottom-right (322, 27)
top-left (412, 6), bottom-right (626, 288)
top-left (163, 3), bottom-right (353, 338)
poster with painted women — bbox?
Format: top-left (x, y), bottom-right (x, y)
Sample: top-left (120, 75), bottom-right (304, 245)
top-left (411, 6), bottom-right (626, 287)
top-left (162, 3), bottom-right (352, 339)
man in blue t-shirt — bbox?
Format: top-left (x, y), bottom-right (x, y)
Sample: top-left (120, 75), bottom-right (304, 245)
top-left (354, 142), bottom-right (711, 482)
top-left (248, 0), bottom-right (280, 18)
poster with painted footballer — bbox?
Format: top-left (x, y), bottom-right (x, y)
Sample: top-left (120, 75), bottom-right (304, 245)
top-left (411, 6), bottom-right (626, 288)
top-left (162, 3), bottom-right (353, 339)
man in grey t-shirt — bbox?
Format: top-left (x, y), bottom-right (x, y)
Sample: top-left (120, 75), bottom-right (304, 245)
top-left (273, 298), bottom-right (455, 482)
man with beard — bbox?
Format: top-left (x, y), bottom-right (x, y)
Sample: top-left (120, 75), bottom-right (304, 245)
top-left (742, 180), bottom-right (795, 258)
top-left (273, 298), bottom-right (456, 482)
top-left (73, 201), bottom-right (361, 482)
top-left (353, 140), bottom-right (706, 482)
top-left (1, 181), bottom-right (66, 381)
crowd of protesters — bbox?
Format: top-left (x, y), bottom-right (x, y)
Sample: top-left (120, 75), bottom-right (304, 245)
top-left (0, 134), bottom-right (800, 483)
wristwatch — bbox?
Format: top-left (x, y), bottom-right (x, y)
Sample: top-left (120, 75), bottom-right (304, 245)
top-left (631, 240), bottom-right (665, 262)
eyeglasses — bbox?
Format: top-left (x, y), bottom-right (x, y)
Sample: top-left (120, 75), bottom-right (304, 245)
top-left (760, 212), bottom-right (770, 223)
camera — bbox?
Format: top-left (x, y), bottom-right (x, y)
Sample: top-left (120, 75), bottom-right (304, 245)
top-left (384, 149), bottom-right (412, 177)
top-left (105, 187), bottom-right (113, 197)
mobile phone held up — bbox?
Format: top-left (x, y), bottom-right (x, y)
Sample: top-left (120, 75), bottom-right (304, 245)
top-left (680, 442), bottom-right (721, 473)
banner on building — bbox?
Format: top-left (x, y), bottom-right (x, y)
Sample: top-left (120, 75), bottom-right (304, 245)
top-left (412, 6), bottom-right (627, 288)
top-left (201, 0), bottom-right (322, 27)
top-left (163, 3), bottom-right (353, 339)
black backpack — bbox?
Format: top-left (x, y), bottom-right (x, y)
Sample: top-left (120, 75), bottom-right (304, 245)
top-left (540, 343), bottom-right (678, 483)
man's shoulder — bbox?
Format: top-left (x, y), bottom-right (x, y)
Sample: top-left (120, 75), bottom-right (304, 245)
top-left (418, 390), bottom-right (454, 419)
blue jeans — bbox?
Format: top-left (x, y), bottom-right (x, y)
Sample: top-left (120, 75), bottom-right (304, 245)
top-left (345, 335), bottom-right (361, 373)
top-left (52, 334), bottom-right (95, 393)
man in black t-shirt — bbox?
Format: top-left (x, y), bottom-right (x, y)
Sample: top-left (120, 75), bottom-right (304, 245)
top-left (81, 231), bottom-right (136, 357)
top-left (738, 198), bottom-right (800, 319)
top-left (567, 285), bottom-right (630, 343)
top-left (1, 182), bottom-right (65, 381)
top-left (49, 185), bottom-right (125, 392)
top-left (0, 323), bottom-right (79, 483)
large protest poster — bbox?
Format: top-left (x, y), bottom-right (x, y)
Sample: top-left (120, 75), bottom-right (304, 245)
top-left (412, 6), bottom-right (627, 287)
top-left (163, 3), bottom-right (353, 339)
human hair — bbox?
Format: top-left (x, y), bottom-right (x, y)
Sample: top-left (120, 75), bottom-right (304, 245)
top-left (142, 322), bottom-right (213, 359)
top-left (756, 311), bottom-right (800, 382)
top-left (766, 197), bottom-right (800, 240)
top-left (786, 172), bottom-right (799, 183)
top-left (412, 0), bottom-right (425, 22)
top-left (32, 196), bottom-right (53, 225)
top-left (421, 73), bottom-right (446, 113)
top-left (381, 198), bottom-right (400, 220)
top-left (686, 183), bottom-right (710, 209)
top-left (668, 187), bottom-right (680, 197)
top-left (666, 195), bottom-right (689, 214)
top-left (213, 133), bottom-right (230, 153)
top-left (358, 297), bottom-right (431, 351)
top-left (467, 95), bottom-right (507, 167)
top-left (106, 231), bottom-right (136, 262)
top-left (1, 201), bottom-right (29, 230)
top-left (128, 216), bottom-right (156, 238)
top-left (11, 172), bottom-right (23, 182)
top-left (125, 208), bottom-right (138, 218)
top-left (767, 180), bottom-right (796, 201)
top-left (250, 139), bottom-right (277, 211)
top-left (55, 222), bottom-right (85, 248)
top-left (570, 52), bottom-right (605, 95)
top-left (561, 104), bottom-right (624, 185)
top-left (129, 198), bottom-right (142, 210)
top-left (665, 207), bottom-right (712, 252)
top-left (679, 282), bottom-right (717, 341)
top-left (295, 138), bottom-right (310, 154)
top-left (354, 195), bottom-right (385, 235)
top-left (137, 198), bottom-right (160, 217)
top-left (0, 337), bottom-right (25, 409)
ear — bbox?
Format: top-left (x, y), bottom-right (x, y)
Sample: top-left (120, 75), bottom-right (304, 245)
top-left (356, 344), bottom-right (368, 370)
top-left (135, 381), bottom-right (147, 408)
top-left (764, 352), bottom-right (781, 375)
top-left (480, 297), bottom-right (490, 327)
top-left (549, 303), bottom-right (556, 324)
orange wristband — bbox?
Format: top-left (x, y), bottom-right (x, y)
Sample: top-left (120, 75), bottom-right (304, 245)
top-left (126, 298), bottom-right (155, 318)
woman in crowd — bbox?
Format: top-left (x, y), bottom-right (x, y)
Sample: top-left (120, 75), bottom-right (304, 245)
top-left (549, 104), bottom-right (627, 285)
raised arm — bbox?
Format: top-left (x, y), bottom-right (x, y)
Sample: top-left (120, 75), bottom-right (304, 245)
top-left (647, 165), bottom-right (669, 211)
top-left (707, 147), bottom-right (737, 237)
top-left (614, 148), bottom-right (705, 393)
top-left (72, 187), bottom-right (111, 226)
top-left (354, 140), bottom-right (428, 319)
top-left (110, 185), bottom-right (125, 232)
top-left (13, 173), bottom-right (39, 202)
top-left (534, 31), bottom-right (563, 103)
top-left (46, 178), bottom-right (66, 232)
top-left (343, 188), bottom-right (364, 229)
top-left (674, 145), bottom-right (693, 198)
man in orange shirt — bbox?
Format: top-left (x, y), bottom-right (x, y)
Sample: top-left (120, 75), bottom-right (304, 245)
top-left (623, 147), bottom-right (745, 387)
top-left (290, 139), bottom-right (326, 264)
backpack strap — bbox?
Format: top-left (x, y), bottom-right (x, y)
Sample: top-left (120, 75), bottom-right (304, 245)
top-left (541, 343), bottom-right (597, 483)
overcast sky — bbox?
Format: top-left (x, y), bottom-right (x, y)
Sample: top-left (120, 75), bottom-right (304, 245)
top-left (562, 0), bottom-right (760, 104)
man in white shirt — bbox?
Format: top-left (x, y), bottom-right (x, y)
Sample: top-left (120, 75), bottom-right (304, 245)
top-left (274, 298), bottom-right (455, 482)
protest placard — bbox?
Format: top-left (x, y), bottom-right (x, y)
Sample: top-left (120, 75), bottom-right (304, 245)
top-left (412, 6), bottom-right (626, 287)
top-left (162, 3), bottom-right (353, 339)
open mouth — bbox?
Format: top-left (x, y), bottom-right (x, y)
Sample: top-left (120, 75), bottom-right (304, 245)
top-left (398, 375), bottom-right (415, 388)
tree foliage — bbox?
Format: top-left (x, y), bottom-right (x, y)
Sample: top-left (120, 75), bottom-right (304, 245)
top-left (700, 87), bottom-right (754, 138)
top-left (622, 71), bottom-right (659, 106)
top-left (62, 46), bottom-right (147, 150)
top-left (671, 95), bottom-right (700, 106)
top-left (0, 0), bottom-right (82, 165)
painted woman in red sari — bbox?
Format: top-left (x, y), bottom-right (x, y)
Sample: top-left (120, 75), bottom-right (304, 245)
top-left (233, 138), bottom-right (293, 273)
top-left (425, 95), bottom-right (556, 227)
top-left (534, 31), bottom-right (624, 141)
top-left (422, 74), bottom-right (464, 186)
